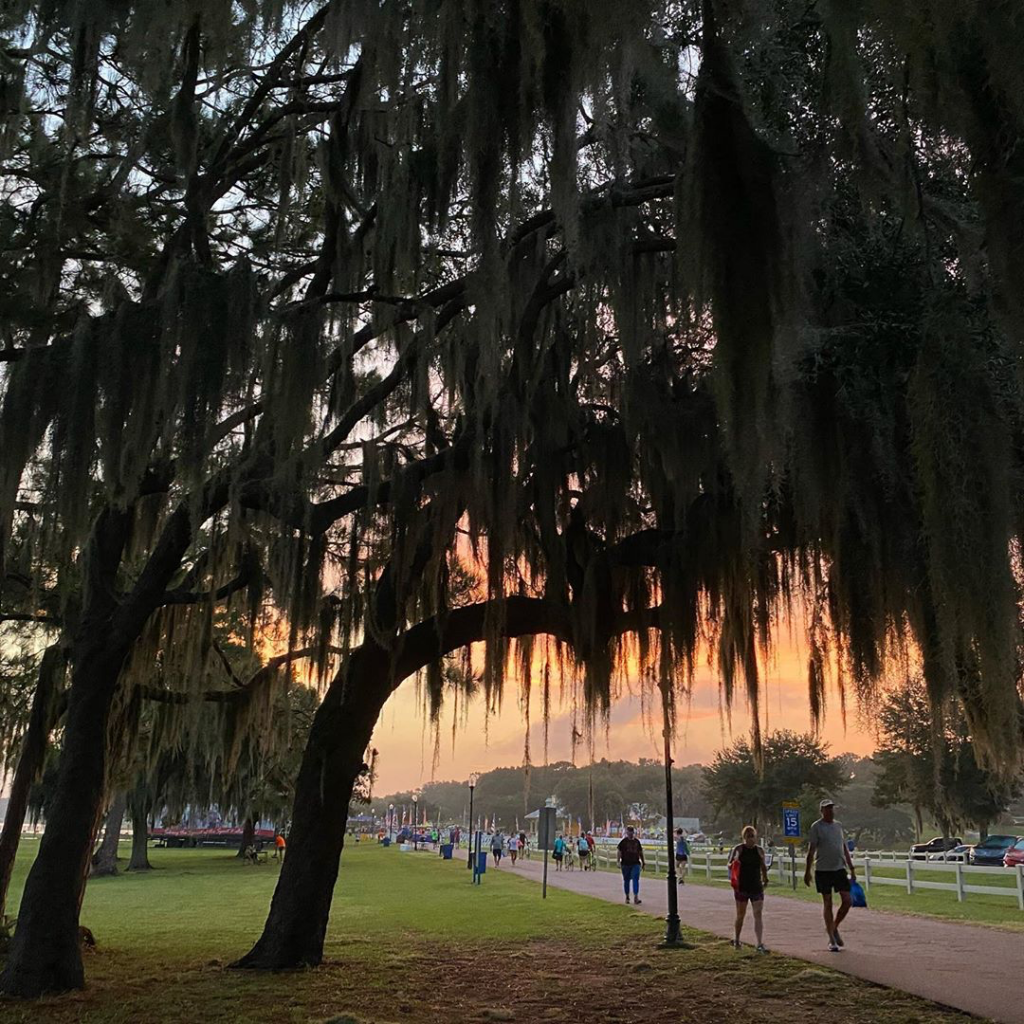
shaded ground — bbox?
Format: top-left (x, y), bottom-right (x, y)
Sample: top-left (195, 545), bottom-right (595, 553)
top-left (0, 934), bottom-right (975, 1024)
top-left (0, 841), bottom-right (985, 1023)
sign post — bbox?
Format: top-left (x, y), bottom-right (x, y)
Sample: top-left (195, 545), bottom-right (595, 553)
top-left (472, 830), bottom-right (485, 884)
top-left (782, 801), bottom-right (801, 890)
top-left (537, 807), bottom-right (557, 899)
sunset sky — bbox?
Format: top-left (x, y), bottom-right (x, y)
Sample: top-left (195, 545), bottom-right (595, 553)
top-left (370, 634), bottom-right (882, 794)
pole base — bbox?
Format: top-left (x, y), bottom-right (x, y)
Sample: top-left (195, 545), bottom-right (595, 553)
top-left (659, 915), bottom-right (692, 949)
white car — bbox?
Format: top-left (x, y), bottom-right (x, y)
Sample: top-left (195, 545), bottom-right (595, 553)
top-left (927, 844), bottom-right (972, 862)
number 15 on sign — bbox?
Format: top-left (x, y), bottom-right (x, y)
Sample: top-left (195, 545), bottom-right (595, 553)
top-left (782, 801), bottom-right (800, 839)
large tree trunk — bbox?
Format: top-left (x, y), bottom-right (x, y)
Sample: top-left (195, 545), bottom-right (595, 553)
top-left (127, 789), bottom-right (152, 872)
top-left (235, 597), bottom-right (571, 970)
top-left (0, 484), bottom-right (217, 997)
top-left (0, 644), bottom-right (125, 997)
top-left (231, 649), bottom-right (385, 969)
top-left (91, 791), bottom-right (128, 877)
top-left (0, 644), bottom-right (65, 920)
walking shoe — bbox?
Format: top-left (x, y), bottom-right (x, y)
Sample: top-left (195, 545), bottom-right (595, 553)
top-left (756, 944), bottom-right (767, 954)
top-left (633, 896), bottom-right (642, 904)
top-left (625, 895), bottom-right (630, 903)
top-left (828, 942), bottom-right (840, 953)
top-left (832, 929), bottom-right (844, 947)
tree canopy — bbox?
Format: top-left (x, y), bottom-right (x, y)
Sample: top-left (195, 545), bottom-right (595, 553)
top-left (701, 730), bottom-right (849, 831)
top-left (2, 0), bottom-right (1024, 996)
top-left (873, 679), bottom-right (1023, 840)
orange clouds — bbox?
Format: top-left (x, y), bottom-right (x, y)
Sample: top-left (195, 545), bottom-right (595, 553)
top-left (370, 630), bottom-right (880, 794)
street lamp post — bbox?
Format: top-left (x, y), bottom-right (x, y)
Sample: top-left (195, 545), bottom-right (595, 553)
top-left (467, 773), bottom-right (478, 869)
top-left (412, 794), bottom-right (419, 850)
top-left (658, 673), bottom-right (688, 948)
top-left (388, 803), bottom-right (394, 843)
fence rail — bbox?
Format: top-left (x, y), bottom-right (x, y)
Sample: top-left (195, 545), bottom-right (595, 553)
top-left (588, 847), bottom-right (1024, 910)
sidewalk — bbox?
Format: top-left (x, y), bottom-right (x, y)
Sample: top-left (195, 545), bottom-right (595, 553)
top-left (504, 855), bottom-right (1022, 1023)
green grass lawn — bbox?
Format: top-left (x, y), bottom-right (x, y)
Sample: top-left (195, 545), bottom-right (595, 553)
top-left (0, 837), bottom-right (986, 1023)
top-left (584, 850), bottom-right (1024, 932)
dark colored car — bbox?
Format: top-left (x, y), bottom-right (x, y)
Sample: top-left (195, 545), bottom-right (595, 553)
top-left (910, 836), bottom-right (964, 860)
top-left (1002, 837), bottom-right (1024, 869)
top-left (970, 834), bottom-right (1020, 866)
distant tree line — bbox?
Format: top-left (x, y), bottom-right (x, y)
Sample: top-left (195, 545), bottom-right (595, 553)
top-left (377, 685), bottom-right (1024, 847)
top-left (374, 757), bottom-right (711, 834)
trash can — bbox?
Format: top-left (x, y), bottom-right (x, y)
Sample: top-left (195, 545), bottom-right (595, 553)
top-left (440, 843), bottom-right (453, 859)
top-left (476, 850), bottom-right (488, 874)
top-left (382, 837), bottom-right (391, 848)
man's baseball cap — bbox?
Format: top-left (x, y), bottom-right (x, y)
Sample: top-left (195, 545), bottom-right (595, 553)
top-left (819, 798), bottom-right (835, 809)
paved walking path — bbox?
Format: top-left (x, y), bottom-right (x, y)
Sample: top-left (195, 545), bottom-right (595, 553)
top-left (501, 856), bottom-right (1022, 1023)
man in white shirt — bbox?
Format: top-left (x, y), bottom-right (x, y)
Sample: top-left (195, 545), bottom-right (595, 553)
top-left (804, 798), bottom-right (857, 952)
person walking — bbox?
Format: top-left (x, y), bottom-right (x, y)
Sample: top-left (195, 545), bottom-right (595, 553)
top-left (508, 832), bottom-right (519, 865)
top-left (273, 832), bottom-right (287, 860)
top-left (577, 832), bottom-right (592, 870)
top-left (804, 798), bottom-right (857, 952)
top-left (674, 828), bottom-right (690, 884)
top-left (728, 826), bottom-right (769, 952)
top-left (553, 832), bottom-right (565, 870)
top-left (617, 825), bottom-right (645, 904)
top-left (491, 831), bottom-right (504, 868)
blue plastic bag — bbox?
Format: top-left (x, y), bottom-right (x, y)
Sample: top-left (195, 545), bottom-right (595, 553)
top-left (849, 880), bottom-right (867, 908)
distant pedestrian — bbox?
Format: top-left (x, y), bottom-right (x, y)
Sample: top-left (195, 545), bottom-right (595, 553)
top-left (577, 833), bottom-right (591, 870)
top-left (553, 833), bottom-right (565, 870)
top-left (491, 831), bottom-right (504, 867)
top-left (804, 798), bottom-right (857, 952)
top-left (617, 825), bottom-right (645, 904)
top-left (519, 831), bottom-right (528, 859)
top-left (274, 833), bottom-right (286, 860)
top-left (508, 833), bottom-right (520, 865)
top-left (728, 826), bottom-right (769, 952)
top-left (674, 828), bottom-right (689, 884)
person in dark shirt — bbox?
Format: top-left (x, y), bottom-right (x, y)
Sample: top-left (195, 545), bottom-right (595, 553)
top-left (617, 826), bottom-right (646, 904)
top-left (728, 825), bottom-right (769, 952)
top-left (674, 828), bottom-right (690, 884)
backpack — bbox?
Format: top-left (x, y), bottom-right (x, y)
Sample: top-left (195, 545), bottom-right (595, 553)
top-left (578, 837), bottom-right (589, 852)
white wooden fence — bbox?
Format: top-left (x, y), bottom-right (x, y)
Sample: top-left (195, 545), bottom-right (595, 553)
top-left (590, 846), bottom-right (1024, 910)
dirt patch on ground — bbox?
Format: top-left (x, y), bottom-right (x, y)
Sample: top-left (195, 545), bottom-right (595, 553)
top-left (0, 934), bottom-right (980, 1023)
top-left (308, 935), bottom-right (977, 1024)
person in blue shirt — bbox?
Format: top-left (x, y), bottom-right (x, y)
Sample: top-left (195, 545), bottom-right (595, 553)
top-left (552, 833), bottom-right (566, 871)
top-left (674, 828), bottom-right (690, 884)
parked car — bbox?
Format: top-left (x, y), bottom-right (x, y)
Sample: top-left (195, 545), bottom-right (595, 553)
top-left (1002, 837), bottom-right (1024, 869)
top-left (928, 843), bottom-right (972, 862)
top-left (910, 836), bottom-right (963, 860)
top-left (970, 834), bottom-right (1020, 866)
